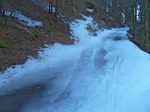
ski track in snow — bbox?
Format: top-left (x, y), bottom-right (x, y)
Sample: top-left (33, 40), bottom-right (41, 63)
top-left (0, 15), bottom-right (150, 112)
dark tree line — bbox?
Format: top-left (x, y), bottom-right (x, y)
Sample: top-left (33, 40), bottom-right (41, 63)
top-left (84, 0), bottom-right (150, 52)
top-left (0, 0), bottom-right (149, 52)
top-left (48, 0), bottom-right (58, 16)
top-left (0, 0), bottom-right (5, 16)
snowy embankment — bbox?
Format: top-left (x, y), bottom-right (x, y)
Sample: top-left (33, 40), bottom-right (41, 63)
top-left (0, 15), bottom-right (150, 112)
top-left (5, 11), bottom-right (42, 27)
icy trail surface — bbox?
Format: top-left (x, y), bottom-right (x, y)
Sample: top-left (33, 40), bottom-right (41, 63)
top-left (0, 16), bottom-right (150, 112)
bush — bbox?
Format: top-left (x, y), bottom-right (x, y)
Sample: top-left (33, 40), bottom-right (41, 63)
top-left (0, 37), bottom-right (12, 48)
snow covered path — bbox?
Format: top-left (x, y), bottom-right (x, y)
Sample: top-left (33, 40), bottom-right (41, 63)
top-left (0, 16), bottom-right (150, 112)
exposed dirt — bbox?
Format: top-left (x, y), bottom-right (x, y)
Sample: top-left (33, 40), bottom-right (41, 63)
top-left (0, 0), bottom-right (135, 72)
top-left (0, 0), bottom-right (74, 72)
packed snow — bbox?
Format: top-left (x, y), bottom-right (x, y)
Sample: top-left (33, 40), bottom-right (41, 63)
top-left (0, 15), bottom-right (150, 112)
top-left (5, 11), bottom-right (43, 27)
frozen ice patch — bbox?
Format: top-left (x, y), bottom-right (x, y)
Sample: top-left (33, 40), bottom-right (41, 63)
top-left (5, 11), bottom-right (43, 27)
top-left (86, 8), bottom-right (95, 13)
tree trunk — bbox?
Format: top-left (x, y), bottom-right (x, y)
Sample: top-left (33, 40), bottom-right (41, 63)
top-left (145, 0), bottom-right (149, 50)
top-left (0, 0), bottom-right (3, 15)
top-left (55, 0), bottom-right (58, 16)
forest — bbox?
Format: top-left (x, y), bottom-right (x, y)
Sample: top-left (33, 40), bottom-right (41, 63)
top-left (0, 0), bottom-right (150, 112)
top-left (0, 0), bottom-right (150, 51)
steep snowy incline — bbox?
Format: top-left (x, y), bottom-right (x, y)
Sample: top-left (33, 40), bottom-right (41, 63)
top-left (0, 16), bottom-right (150, 112)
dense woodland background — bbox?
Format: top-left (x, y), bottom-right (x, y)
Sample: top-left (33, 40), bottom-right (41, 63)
top-left (0, 0), bottom-right (150, 51)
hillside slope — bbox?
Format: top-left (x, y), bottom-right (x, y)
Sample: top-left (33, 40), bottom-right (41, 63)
top-left (0, 15), bottom-right (150, 112)
top-left (0, 0), bottom-right (73, 71)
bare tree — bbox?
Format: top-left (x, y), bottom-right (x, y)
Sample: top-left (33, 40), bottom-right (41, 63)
top-left (0, 0), bottom-right (3, 16)
top-left (1, 0), bottom-right (6, 16)
top-left (55, 0), bottom-right (58, 16)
